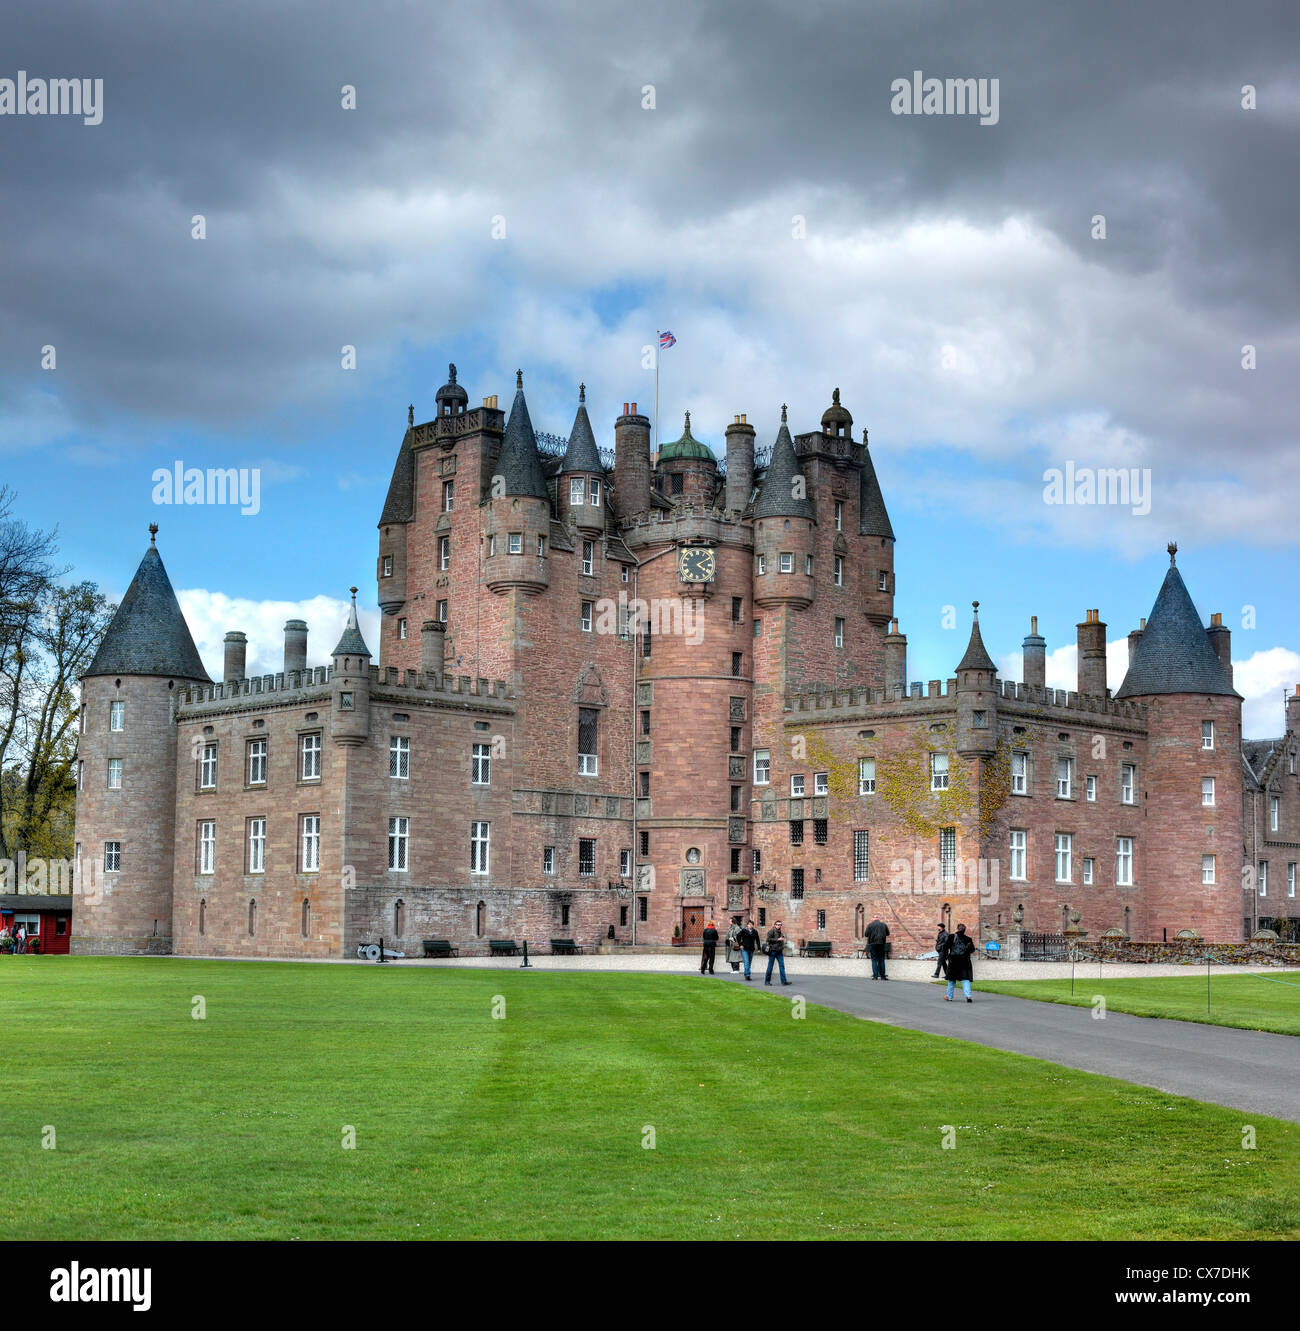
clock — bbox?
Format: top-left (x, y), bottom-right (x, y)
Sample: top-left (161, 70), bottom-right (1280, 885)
top-left (678, 544), bottom-right (716, 583)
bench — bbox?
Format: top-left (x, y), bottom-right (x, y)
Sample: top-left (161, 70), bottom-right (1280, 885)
top-left (801, 940), bottom-right (833, 958)
top-left (488, 939), bottom-right (520, 957)
top-left (550, 938), bottom-right (582, 955)
top-left (422, 939), bottom-right (459, 958)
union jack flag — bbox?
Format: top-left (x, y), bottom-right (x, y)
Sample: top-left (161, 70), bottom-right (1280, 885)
top-left (659, 331), bottom-right (677, 348)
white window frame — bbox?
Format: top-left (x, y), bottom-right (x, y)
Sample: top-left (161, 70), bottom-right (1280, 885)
top-left (471, 821), bottom-right (490, 875)
top-left (591, 479), bottom-right (601, 507)
top-left (1121, 764), bottom-right (1136, 804)
top-left (582, 540), bottom-right (594, 576)
top-left (200, 743), bottom-right (218, 790)
top-left (439, 536), bottom-right (451, 572)
top-left (814, 772), bottom-right (828, 796)
top-left (390, 735), bottom-right (410, 780)
top-left (569, 477), bottom-right (585, 506)
top-left (300, 733), bottom-right (321, 781)
top-left (790, 774), bottom-right (805, 797)
top-left (1055, 833), bottom-right (1072, 883)
top-left (1270, 795), bottom-right (1279, 832)
top-left (1202, 855), bottom-right (1216, 885)
top-left (1202, 720), bottom-right (1214, 750)
top-left (581, 601), bottom-right (594, 632)
top-left (388, 816), bottom-right (409, 872)
top-left (754, 750), bottom-right (770, 785)
top-left (248, 818), bottom-right (266, 874)
top-left (1288, 862), bottom-right (1296, 898)
top-left (858, 757), bottom-right (876, 795)
top-left (757, 554), bottom-right (766, 575)
top-left (877, 571), bottom-right (889, 592)
top-left (1009, 829), bottom-right (1027, 881)
top-left (248, 739), bottom-right (267, 786)
top-left (1202, 777), bottom-right (1215, 808)
top-left (508, 532), bottom-right (523, 555)
top-left (1082, 856), bottom-right (1094, 886)
top-left (834, 617), bottom-right (845, 648)
top-left (1116, 837), bottom-right (1133, 887)
top-left (1056, 758), bottom-right (1071, 799)
top-left (437, 600), bottom-right (448, 623)
top-left (620, 848), bottom-right (631, 877)
top-left (1259, 860), bottom-right (1268, 896)
top-left (834, 500), bottom-right (843, 531)
top-left (104, 841), bottom-right (120, 873)
top-left (301, 815), bottom-right (320, 873)
top-left (109, 700), bottom-right (125, 732)
top-left (107, 758), bottom-right (122, 790)
top-left (543, 846), bottom-right (555, 875)
top-left (472, 742), bottom-right (491, 786)
top-left (931, 752), bottom-right (949, 792)
top-left (199, 821), bottom-right (216, 875)
top-left (382, 554), bottom-right (393, 577)
top-left (779, 553), bottom-right (793, 574)
top-left (834, 556), bottom-right (843, 586)
top-left (398, 618), bottom-right (407, 640)
top-left (1011, 751), bottom-right (1027, 795)
top-left (443, 479), bottom-right (454, 511)
top-left (1086, 774), bottom-right (1097, 802)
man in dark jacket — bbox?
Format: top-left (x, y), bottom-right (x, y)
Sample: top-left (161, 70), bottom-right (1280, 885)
top-left (764, 920), bottom-right (792, 985)
top-left (932, 921), bottom-right (949, 978)
top-left (737, 919), bottom-right (761, 981)
top-left (944, 922), bottom-right (976, 1002)
top-left (865, 917), bottom-right (890, 980)
top-left (700, 920), bottom-right (719, 974)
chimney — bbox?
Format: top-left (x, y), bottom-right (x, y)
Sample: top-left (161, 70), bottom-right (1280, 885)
top-left (1128, 617), bottom-right (1145, 665)
top-left (1076, 609), bottom-right (1107, 698)
top-left (223, 631), bottom-right (247, 684)
top-left (421, 620), bottom-right (445, 680)
top-left (884, 619), bottom-right (908, 698)
top-left (1206, 611), bottom-right (1232, 687)
top-left (724, 414), bottom-right (755, 514)
top-left (1286, 685), bottom-right (1300, 736)
top-left (614, 402), bottom-right (651, 518)
top-left (1022, 616), bottom-right (1046, 690)
top-left (283, 619), bottom-right (308, 675)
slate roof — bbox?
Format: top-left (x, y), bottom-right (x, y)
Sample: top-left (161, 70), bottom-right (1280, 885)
top-left (379, 426), bottom-right (415, 524)
top-left (331, 590), bottom-right (372, 658)
top-left (956, 606), bottom-right (997, 672)
top-left (1114, 563), bottom-right (1238, 699)
top-left (753, 409), bottom-right (813, 520)
top-left (1242, 740), bottom-right (1276, 787)
top-left (84, 538), bottom-right (209, 682)
top-left (858, 435), bottom-right (894, 539)
top-left (561, 386), bottom-right (604, 474)
top-left (495, 372), bottom-right (549, 499)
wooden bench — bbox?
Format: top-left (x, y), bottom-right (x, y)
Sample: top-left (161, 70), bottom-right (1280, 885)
top-left (488, 939), bottom-right (520, 957)
top-left (422, 939), bottom-right (459, 958)
top-left (801, 940), bottom-right (833, 958)
top-left (550, 938), bottom-right (582, 955)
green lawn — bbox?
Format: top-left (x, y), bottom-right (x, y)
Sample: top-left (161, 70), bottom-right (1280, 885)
top-left (1, 957), bottom-right (1296, 1240)
top-left (979, 972), bottom-right (1300, 1036)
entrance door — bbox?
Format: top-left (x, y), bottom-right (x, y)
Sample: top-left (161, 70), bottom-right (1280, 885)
top-left (681, 908), bottom-right (708, 944)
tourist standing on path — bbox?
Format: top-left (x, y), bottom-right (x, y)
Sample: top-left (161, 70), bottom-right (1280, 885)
top-left (944, 922), bottom-right (975, 1002)
top-left (700, 920), bottom-right (719, 974)
top-left (932, 921), bottom-right (949, 978)
top-left (764, 920), bottom-right (792, 985)
top-left (738, 918), bottom-right (761, 980)
top-left (865, 917), bottom-right (890, 980)
top-left (724, 916), bottom-right (743, 972)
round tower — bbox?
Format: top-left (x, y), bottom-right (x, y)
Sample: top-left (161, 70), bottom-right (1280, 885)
top-left (484, 371), bottom-right (551, 595)
top-left (724, 414), bottom-right (755, 513)
top-left (655, 412), bottom-right (719, 507)
top-left (556, 384), bottom-right (606, 534)
top-left (752, 406), bottom-right (814, 610)
top-left (330, 588), bottom-right (372, 747)
top-left (955, 602), bottom-right (998, 758)
top-left (858, 427), bottom-right (895, 629)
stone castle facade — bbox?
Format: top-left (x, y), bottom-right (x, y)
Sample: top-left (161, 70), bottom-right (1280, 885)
top-left (71, 366), bottom-right (1300, 957)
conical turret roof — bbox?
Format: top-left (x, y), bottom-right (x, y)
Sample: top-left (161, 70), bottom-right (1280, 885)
top-left (1115, 554), bottom-right (1237, 699)
top-left (379, 423), bottom-right (415, 524)
top-left (495, 371), bottom-right (548, 499)
top-left (753, 407), bottom-right (813, 520)
top-left (956, 603), bottom-right (997, 672)
top-left (84, 531), bottom-right (209, 681)
top-left (561, 384), bottom-right (603, 473)
top-left (858, 431), bottom-right (894, 539)
top-left (331, 588), bottom-right (372, 658)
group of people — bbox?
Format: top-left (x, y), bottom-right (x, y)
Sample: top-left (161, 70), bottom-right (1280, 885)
top-left (695, 914), bottom-right (976, 1001)
top-left (0, 923), bottom-right (30, 953)
top-left (698, 918), bottom-right (793, 985)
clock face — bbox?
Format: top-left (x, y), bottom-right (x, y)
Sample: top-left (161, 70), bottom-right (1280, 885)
top-left (678, 545), bottom-right (716, 583)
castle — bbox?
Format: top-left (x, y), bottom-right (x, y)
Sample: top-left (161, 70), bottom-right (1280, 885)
top-left (70, 365), bottom-right (1299, 958)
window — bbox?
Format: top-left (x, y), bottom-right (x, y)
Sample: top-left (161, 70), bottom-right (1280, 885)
top-left (1202, 720), bottom-right (1214, 750)
top-left (757, 554), bottom-right (766, 575)
top-left (1121, 764), bottom-right (1135, 804)
top-left (382, 554), bottom-right (393, 577)
top-left (1056, 758), bottom-right (1071, 799)
top-left (732, 596), bottom-right (742, 623)
top-left (590, 479), bottom-right (601, 507)
top-left (620, 849), bottom-right (631, 877)
top-left (581, 601), bottom-right (594, 632)
top-left (104, 841), bottom-right (120, 872)
top-left (1202, 855), bottom-right (1216, 885)
top-left (388, 817), bottom-right (409, 871)
top-left (301, 815), bottom-right (320, 872)
top-left (437, 599), bottom-right (448, 623)
top-left (107, 758), bottom-right (122, 790)
top-left (791, 774), bottom-right (805, 797)
top-left (541, 847), bottom-right (555, 874)
top-left (642, 711), bottom-right (652, 736)
top-left (443, 480), bottom-right (454, 511)
top-left (77, 760), bottom-right (83, 790)
top-left (1256, 859), bottom-right (1268, 896)
top-left (834, 500), bottom-right (843, 531)
top-left (779, 553), bottom-right (793, 574)
top-left (790, 820), bottom-right (804, 846)
top-left (582, 540), bottom-right (594, 576)
top-left (642, 625), bottom-right (652, 658)
top-left (859, 758), bottom-right (876, 795)
top-left (1011, 752), bottom-right (1027, 795)
top-left (471, 822), bottom-right (490, 875)
top-left (731, 786), bottom-right (741, 811)
top-left (973, 710), bottom-right (987, 728)
top-left (758, 908), bottom-right (766, 926)
top-left (834, 618), bottom-right (845, 648)
top-left (877, 571), bottom-right (889, 592)
top-left (199, 743), bottom-right (217, 790)
top-left (814, 772), bottom-right (828, 796)
top-left (1289, 863), bottom-right (1296, 898)
top-left (439, 536), bottom-right (450, 571)
top-left (1116, 837), bottom-right (1133, 887)
top-left (940, 827), bottom-right (956, 882)
top-left (806, 555), bottom-right (813, 576)
top-left (639, 771), bottom-right (650, 797)
top-left (1271, 795), bottom-right (1279, 831)
top-left (508, 532), bottom-right (523, 555)
top-left (753, 618), bottom-right (761, 638)
top-left (391, 735), bottom-right (411, 779)
top-left (639, 896), bottom-right (648, 922)
top-left (300, 733), bottom-right (321, 781)
top-left (570, 477), bottom-right (585, 506)
top-left (1201, 777), bottom-right (1215, 807)
top-left (248, 899), bottom-right (257, 936)
top-left (538, 535), bottom-right (546, 558)
top-left (109, 701), bottom-right (125, 732)
top-left (340, 692), bottom-right (353, 710)
top-left (752, 848), bottom-right (762, 874)
top-left (578, 839), bottom-right (595, 877)
top-left (730, 725), bottom-right (740, 751)
top-left (732, 651), bottom-right (742, 677)
top-left (791, 868), bottom-right (804, 899)
top-left (834, 556), bottom-right (843, 586)
top-left (248, 818), bottom-right (266, 874)
top-left (578, 708), bottom-right (599, 775)
top-left (472, 741), bottom-right (491, 785)
top-left (816, 909), bottom-right (826, 930)
top-left (247, 739), bottom-right (267, 786)
top-left (813, 818), bottom-right (828, 845)
top-left (754, 750), bottom-right (770, 785)
top-left (853, 830), bottom-right (869, 881)
top-left (1009, 830), bottom-right (1026, 880)
top-left (199, 822), bottom-right (215, 874)
top-left (670, 472), bottom-right (683, 495)
top-left (1086, 774), bottom-right (1097, 802)
top-left (487, 535), bottom-right (496, 557)
top-left (302, 900), bottom-right (311, 938)
top-left (931, 752), bottom-right (949, 791)
top-left (1055, 833), bottom-right (1072, 883)
top-left (639, 830), bottom-right (649, 857)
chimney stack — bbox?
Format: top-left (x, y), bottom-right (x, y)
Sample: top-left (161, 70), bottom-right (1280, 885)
top-left (724, 414), bottom-right (755, 514)
top-left (1076, 609), bottom-right (1107, 698)
top-left (283, 619), bottom-right (308, 675)
top-left (1286, 685), bottom-right (1300, 736)
top-left (421, 620), bottom-right (445, 680)
top-left (614, 402), bottom-right (651, 517)
top-left (884, 618), bottom-right (908, 698)
top-left (1206, 611), bottom-right (1232, 687)
top-left (1128, 617), bottom-right (1145, 665)
top-left (223, 631), bottom-right (247, 684)
top-left (1022, 616), bottom-right (1046, 690)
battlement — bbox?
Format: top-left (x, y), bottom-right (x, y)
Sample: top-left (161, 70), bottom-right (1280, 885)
top-left (409, 405), bottom-right (504, 448)
top-left (997, 677), bottom-right (1147, 722)
top-left (618, 506), bottom-right (755, 546)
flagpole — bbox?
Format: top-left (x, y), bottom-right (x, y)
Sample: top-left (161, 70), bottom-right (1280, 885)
top-left (654, 329), bottom-right (660, 467)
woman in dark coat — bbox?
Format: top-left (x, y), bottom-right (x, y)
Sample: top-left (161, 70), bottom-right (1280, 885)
top-left (944, 922), bottom-right (975, 1002)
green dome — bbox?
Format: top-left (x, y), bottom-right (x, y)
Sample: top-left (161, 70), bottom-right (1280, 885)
top-left (658, 411), bottom-right (716, 463)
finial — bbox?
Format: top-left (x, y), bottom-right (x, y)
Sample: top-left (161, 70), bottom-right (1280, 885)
top-left (148, 523), bottom-right (158, 544)
top-left (862, 427), bottom-right (869, 446)
top-left (350, 586), bottom-right (358, 603)
top-left (1167, 541), bottom-right (1177, 565)
top-left (579, 382), bottom-right (586, 403)
top-left (408, 403), bottom-right (414, 427)
top-left (448, 363), bottom-right (457, 383)
top-left (832, 388), bottom-right (840, 405)
top-left (684, 410), bottom-right (691, 431)
top-left (515, 369), bottom-right (523, 389)
top-left (780, 403), bottom-right (788, 423)
top-left (972, 600), bottom-right (980, 617)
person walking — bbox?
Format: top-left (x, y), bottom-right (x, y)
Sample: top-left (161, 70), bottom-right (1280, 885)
top-left (865, 917), bottom-right (890, 980)
top-left (932, 920), bottom-right (949, 978)
top-left (738, 918), bottom-right (760, 980)
top-left (724, 916), bottom-right (743, 972)
top-left (764, 919), bottom-right (792, 985)
top-left (15, 924), bottom-right (26, 955)
top-left (944, 922), bottom-right (975, 1002)
top-left (700, 919), bottom-right (719, 974)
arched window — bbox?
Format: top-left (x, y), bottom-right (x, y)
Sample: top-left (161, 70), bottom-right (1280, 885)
top-left (248, 899), bottom-right (257, 936)
top-left (199, 899), bottom-right (206, 936)
top-left (476, 900), bottom-right (486, 937)
top-left (394, 899), bottom-right (405, 936)
top-left (301, 899), bottom-right (310, 939)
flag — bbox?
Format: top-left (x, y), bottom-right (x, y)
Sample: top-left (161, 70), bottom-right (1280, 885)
top-left (659, 331), bottom-right (677, 348)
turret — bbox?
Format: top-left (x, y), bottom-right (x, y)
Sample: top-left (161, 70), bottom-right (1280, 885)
top-left (613, 401), bottom-right (651, 517)
top-left (223, 631), bottom-right (247, 684)
top-left (330, 587), bottom-right (371, 746)
top-left (484, 371), bottom-right (550, 595)
top-left (884, 618), bottom-right (907, 698)
top-left (1023, 616), bottom-right (1046, 690)
top-left (377, 406), bottom-right (413, 615)
top-left (655, 412), bottom-right (718, 507)
top-left (858, 427), bottom-right (895, 628)
top-left (955, 602), bottom-right (998, 757)
top-left (724, 414), bottom-right (755, 513)
top-left (752, 406), bottom-right (814, 610)
top-left (1076, 609), bottom-right (1107, 698)
top-left (421, 620), bottom-right (445, 682)
top-left (557, 383), bottom-right (605, 534)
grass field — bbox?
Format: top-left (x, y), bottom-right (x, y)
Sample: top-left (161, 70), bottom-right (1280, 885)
top-left (978, 971), bottom-right (1300, 1036)
top-left (1, 957), bottom-right (1297, 1240)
